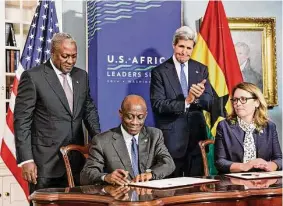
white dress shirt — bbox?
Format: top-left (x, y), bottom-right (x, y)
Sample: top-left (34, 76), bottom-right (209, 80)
top-left (50, 59), bottom-right (73, 91)
top-left (121, 125), bottom-right (139, 163)
top-left (172, 55), bottom-right (190, 109)
top-left (173, 55), bottom-right (189, 85)
top-left (101, 125), bottom-right (139, 181)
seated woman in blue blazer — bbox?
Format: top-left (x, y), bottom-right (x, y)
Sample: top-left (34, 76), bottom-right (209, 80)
top-left (215, 82), bottom-right (282, 173)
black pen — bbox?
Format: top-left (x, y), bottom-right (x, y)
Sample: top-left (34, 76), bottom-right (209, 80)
top-left (241, 174), bottom-right (253, 176)
top-left (241, 173), bottom-right (260, 177)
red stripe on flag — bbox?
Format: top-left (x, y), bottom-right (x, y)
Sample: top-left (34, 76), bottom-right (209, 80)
top-left (200, 0), bottom-right (243, 93)
top-left (6, 108), bottom-right (14, 134)
top-left (12, 77), bottom-right (19, 97)
top-left (0, 141), bottom-right (29, 199)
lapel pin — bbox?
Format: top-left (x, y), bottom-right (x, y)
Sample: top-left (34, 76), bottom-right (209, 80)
top-left (196, 71), bottom-right (199, 73)
top-left (144, 139), bottom-right (148, 142)
top-left (76, 81), bottom-right (79, 84)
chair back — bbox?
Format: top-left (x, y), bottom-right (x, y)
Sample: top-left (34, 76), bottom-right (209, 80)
top-left (60, 144), bottom-right (89, 188)
top-left (198, 139), bottom-right (215, 176)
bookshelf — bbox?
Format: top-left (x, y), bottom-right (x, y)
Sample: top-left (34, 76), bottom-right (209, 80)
top-left (0, 1), bottom-right (37, 205)
top-left (4, 0), bottom-right (37, 113)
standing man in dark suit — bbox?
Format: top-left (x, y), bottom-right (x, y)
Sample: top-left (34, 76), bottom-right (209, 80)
top-left (14, 33), bottom-right (101, 194)
top-left (150, 26), bottom-right (213, 177)
top-left (80, 95), bottom-right (175, 186)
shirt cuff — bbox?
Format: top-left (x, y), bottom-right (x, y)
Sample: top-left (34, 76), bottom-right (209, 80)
top-left (18, 159), bottom-right (34, 167)
top-left (101, 175), bottom-right (106, 181)
top-left (185, 100), bottom-right (191, 111)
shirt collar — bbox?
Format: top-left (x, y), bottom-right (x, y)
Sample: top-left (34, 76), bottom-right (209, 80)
top-left (173, 55), bottom-right (188, 68)
top-left (50, 59), bottom-right (71, 76)
top-left (120, 125), bottom-right (139, 144)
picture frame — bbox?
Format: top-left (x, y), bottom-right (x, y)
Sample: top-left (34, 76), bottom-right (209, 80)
top-left (228, 17), bottom-right (277, 107)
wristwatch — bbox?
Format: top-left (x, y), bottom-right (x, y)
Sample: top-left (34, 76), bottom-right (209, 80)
top-left (194, 99), bottom-right (200, 104)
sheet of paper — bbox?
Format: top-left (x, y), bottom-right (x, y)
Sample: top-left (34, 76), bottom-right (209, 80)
top-left (129, 177), bottom-right (219, 189)
top-left (225, 172), bottom-right (282, 180)
top-left (266, 171), bottom-right (283, 177)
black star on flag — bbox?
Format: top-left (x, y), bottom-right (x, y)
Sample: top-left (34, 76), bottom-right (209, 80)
top-left (210, 88), bottom-right (229, 129)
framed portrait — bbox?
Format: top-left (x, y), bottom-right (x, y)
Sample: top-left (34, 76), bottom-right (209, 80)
top-left (228, 17), bottom-right (277, 107)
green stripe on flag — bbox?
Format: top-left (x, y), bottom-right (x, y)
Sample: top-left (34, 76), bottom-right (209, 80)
top-left (206, 125), bottom-right (218, 175)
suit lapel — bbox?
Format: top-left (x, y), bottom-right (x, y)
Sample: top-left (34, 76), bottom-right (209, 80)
top-left (43, 60), bottom-right (72, 115)
top-left (230, 123), bottom-right (245, 149)
top-left (138, 127), bottom-right (150, 173)
top-left (70, 68), bottom-right (80, 116)
top-left (188, 60), bottom-right (201, 87)
top-left (254, 128), bottom-right (265, 158)
top-left (164, 58), bottom-right (183, 96)
top-left (112, 128), bottom-right (135, 178)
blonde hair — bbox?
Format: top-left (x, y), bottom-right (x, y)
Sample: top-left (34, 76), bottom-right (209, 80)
top-left (228, 82), bottom-right (268, 129)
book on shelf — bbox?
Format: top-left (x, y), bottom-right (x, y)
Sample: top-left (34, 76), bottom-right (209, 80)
top-left (6, 84), bottom-right (13, 99)
top-left (6, 50), bottom-right (10, 72)
top-left (5, 23), bottom-right (12, 46)
top-left (5, 23), bottom-right (17, 47)
top-left (6, 77), bottom-right (14, 99)
top-left (10, 50), bottom-right (15, 73)
top-left (6, 49), bottom-right (20, 73)
top-left (6, 102), bottom-right (9, 113)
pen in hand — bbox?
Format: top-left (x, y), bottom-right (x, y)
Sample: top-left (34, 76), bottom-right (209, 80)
top-left (122, 171), bottom-right (130, 185)
top-left (241, 174), bottom-right (252, 176)
top-left (241, 173), bottom-right (260, 177)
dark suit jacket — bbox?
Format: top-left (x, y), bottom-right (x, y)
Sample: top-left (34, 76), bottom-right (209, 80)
top-left (150, 57), bottom-right (213, 158)
top-left (14, 60), bottom-right (101, 178)
top-left (215, 119), bottom-right (282, 173)
top-left (80, 126), bottom-right (175, 185)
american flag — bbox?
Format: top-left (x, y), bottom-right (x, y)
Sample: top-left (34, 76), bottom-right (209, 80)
top-left (0, 0), bottom-right (59, 200)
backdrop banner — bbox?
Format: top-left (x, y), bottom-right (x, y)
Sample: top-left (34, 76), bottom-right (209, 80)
top-left (87, 1), bottom-right (181, 131)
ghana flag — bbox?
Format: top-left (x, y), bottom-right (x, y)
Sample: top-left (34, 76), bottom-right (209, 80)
top-left (191, 0), bottom-right (243, 174)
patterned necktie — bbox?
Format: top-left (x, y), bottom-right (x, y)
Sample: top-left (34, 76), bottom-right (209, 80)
top-left (180, 63), bottom-right (188, 97)
top-left (131, 137), bottom-right (139, 177)
top-left (238, 117), bottom-right (256, 163)
top-left (60, 73), bottom-right (73, 113)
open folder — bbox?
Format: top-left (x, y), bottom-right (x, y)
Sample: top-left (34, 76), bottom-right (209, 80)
top-left (129, 177), bottom-right (219, 189)
top-left (225, 171), bottom-right (283, 180)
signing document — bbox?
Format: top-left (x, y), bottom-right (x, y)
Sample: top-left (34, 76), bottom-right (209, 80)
top-left (129, 177), bottom-right (219, 189)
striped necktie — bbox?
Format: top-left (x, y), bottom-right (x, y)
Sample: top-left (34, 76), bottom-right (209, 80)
top-left (60, 73), bottom-right (73, 113)
top-left (131, 136), bottom-right (139, 177)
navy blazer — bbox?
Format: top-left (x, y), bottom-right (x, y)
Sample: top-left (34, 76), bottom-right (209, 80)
top-left (215, 119), bottom-right (282, 173)
top-left (150, 57), bottom-right (213, 158)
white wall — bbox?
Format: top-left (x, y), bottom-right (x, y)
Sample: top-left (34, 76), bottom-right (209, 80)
top-left (183, 0), bottom-right (282, 145)
top-left (62, 0), bottom-right (282, 145)
top-left (62, 0), bottom-right (86, 70)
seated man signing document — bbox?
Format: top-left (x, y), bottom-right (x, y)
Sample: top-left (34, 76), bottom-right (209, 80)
top-left (80, 95), bottom-right (175, 185)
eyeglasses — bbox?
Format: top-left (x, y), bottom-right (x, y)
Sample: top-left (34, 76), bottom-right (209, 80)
top-left (230, 96), bottom-right (257, 104)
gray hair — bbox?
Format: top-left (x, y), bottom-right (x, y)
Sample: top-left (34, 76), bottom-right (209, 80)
top-left (172, 26), bottom-right (197, 45)
top-left (51, 32), bottom-right (76, 53)
top-left (235, 42), bottom-right (250, 55)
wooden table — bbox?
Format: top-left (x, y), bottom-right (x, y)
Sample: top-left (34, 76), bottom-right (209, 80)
top-left (29, 175), bottom-right (282, 206)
